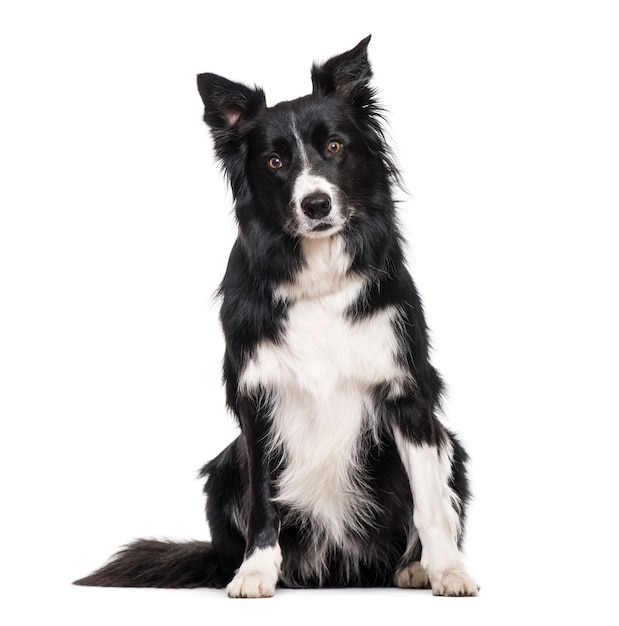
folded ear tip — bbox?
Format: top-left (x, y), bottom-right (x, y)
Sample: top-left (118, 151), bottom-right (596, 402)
top-left (196, 72), bottom-right (266, 129)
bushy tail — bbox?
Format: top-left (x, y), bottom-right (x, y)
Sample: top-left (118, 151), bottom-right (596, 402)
top-left (73, 539), bottom-right (226, 588)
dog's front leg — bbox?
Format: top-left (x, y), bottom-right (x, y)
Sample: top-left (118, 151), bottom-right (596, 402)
top-left (227, 395), bottom-right (282, 599)
top-left (393, 421), bottom-right (478, 596)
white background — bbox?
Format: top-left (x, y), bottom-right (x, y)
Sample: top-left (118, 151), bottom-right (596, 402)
top-left (2, 1), bottom-right (618, 623)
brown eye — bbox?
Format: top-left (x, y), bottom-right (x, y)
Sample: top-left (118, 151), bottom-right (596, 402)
top-left (327, 140), bottom-right (342, 155)
top-left (268, 155), bottom-right (283, 170)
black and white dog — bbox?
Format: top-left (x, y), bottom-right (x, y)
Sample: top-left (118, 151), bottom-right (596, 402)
top-left (75, 36), bottom-right (478, 597)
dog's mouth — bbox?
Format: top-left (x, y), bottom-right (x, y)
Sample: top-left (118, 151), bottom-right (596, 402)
top-left (310, 221), bottom-right (335, 233)
top-left (296, 216), bottom-right (347, 239)
top-left (286, 206), bottom-right (349, 239)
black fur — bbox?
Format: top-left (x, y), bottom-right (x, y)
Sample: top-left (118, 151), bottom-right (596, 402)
top-left (74, 36), bottom-right (473, 594)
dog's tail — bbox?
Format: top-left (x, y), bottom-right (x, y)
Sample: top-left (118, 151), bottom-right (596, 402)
top-left (73, 539), bottom-right (226, 588)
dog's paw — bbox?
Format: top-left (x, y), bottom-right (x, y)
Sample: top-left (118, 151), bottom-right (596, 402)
top-left (430, 568), bottom-right (479, 597)
top-left (394, 561), bottom-right (431, 589)
top-left (227, 570), bottom-right (277, 598)
top-left (226, 546), bottom-right (281, 599)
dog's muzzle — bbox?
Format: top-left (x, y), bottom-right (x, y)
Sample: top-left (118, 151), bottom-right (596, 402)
top-left (291, 172), bottom-right (347, 238)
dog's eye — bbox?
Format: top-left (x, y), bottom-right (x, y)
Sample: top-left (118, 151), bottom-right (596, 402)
top-left (267, 155), bottom-right (283, 170)
top-left (327, 141), bottom-right (343, 155)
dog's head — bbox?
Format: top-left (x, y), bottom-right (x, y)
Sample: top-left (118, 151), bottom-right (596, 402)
top-left (197, 36), bottom-right (398, 246)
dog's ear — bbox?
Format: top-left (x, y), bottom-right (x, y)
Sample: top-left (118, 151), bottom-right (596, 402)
top-left (196, 73), bottom-right (265, 198)
top-left (196, 73), bottom-right (266, 131)
top-left (311, 35), bottom-right (373, 105)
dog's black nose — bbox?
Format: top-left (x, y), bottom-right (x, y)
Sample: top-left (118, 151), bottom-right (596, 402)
top-left (301, 192), bottom-right (331, 220)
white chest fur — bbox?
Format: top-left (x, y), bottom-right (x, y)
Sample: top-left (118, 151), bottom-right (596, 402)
top-left (238, 237), bottom-right (407, 541)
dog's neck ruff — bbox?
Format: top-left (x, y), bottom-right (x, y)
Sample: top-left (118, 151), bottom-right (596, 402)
top-left (275, 235), bottom-right (356, 302)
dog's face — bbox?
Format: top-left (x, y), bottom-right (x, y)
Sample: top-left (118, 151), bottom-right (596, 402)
top-left (245, 96), bottom-right (363, 239)
top-left (197, 37), bottom-right (394, 245)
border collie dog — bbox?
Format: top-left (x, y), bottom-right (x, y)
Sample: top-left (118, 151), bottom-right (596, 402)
top-left (75, 36), bottom-right (478, 597)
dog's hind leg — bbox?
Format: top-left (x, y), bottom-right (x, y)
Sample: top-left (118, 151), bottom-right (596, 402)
top-left (394, 427), bottom-right (479, 596)
top-left (394, 561), bottom-right (431, 589)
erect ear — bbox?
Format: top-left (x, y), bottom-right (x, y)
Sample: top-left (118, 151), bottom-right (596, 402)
top-left (311, 35), bottom-right (373, 104)
top-left (196, 72), bottom-right (266, 131)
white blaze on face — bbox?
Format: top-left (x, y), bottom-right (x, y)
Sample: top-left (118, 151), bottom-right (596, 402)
top-left (290, 122), bottom-right (347, 238)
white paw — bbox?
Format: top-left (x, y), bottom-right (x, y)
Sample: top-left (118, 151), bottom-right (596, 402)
top-left (430, 568), bottom-right (479, 597)
top-left (394, 561), bottom-right (431, 589)
top-left (227, 570), bottom-right (277, 598)
top-left (226, 546), bottom-right (281, 599)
